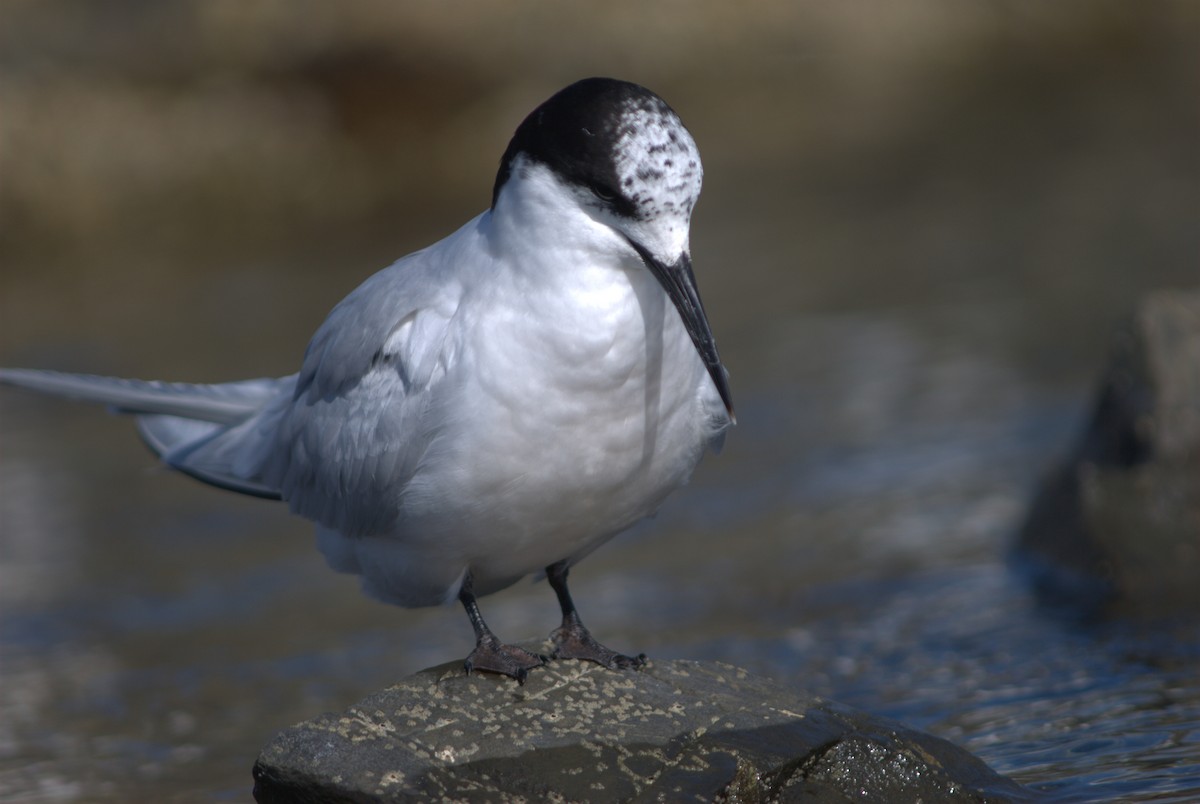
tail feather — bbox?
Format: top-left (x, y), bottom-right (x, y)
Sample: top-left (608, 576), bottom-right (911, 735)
top-left (0, 368), bottom-right (281, 424)
top-left (1, 367), bottom-right (292, 500)
top-left (138, 414), bottom-right (284, 499)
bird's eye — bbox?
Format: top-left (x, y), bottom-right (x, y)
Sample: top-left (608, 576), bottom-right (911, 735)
top-left (591, 185), bottom-right (617, 203)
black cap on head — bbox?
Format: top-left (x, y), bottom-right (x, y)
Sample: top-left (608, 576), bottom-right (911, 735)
top-left (491, 78), bottom-right (676, 217)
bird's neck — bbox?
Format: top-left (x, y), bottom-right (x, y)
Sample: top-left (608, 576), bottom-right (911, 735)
top-left (491, 163), bottom-right (630, 278)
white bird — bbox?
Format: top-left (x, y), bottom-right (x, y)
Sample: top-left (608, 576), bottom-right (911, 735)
top-left (0, 77), bottom-right (734, 683)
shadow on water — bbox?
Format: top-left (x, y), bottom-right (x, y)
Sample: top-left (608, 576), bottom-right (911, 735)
top-left (1, 3), bottom-right (1199, 801)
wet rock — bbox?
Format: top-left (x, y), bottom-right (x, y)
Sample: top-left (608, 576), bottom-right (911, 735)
top-left (1017, 289), bottom-right (1200, 618)
top-left (252, 656), bottom-right (1029, 802)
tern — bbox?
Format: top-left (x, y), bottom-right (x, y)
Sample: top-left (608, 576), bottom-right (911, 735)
top-left (0, 77), bottom-right (734, 682)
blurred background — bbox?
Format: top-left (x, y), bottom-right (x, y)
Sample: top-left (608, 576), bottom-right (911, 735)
top-left (1, 1), bottom-right (1197, 801)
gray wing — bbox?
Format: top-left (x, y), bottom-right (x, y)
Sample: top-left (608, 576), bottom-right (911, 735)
top-left (2, 216), bottom-right (480, 524)
top-left (251, 247), bottom-right (469, 536)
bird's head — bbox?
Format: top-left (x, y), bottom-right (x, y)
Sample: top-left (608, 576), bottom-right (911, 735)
top-left (492, 77), bottom-right (733, 420)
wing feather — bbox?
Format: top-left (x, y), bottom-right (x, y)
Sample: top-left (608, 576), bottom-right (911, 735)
top-left (258, 218), bottom-right (481, 536)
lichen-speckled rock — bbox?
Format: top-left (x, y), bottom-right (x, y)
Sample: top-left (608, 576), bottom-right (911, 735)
top-left (252, 656), bottom-right (1030, 802)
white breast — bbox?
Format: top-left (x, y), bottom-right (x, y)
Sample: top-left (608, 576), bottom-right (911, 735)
top-left (317, 165), bottom-right (727, 607)
top-left (404, 246), bottom-right (707, 591)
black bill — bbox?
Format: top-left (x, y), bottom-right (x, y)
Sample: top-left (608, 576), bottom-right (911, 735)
top-left (627, 239), bottom-right (735, 421)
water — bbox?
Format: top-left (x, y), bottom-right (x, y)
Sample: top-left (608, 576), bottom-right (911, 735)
top-left (3, 287), bottom-right (1198, 801)
top-left (2, 7), bottom-right (1199, 800)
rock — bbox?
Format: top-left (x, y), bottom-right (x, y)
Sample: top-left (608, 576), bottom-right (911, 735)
top-left (252, 655), bottom-right (1030, 802)
top-left (1016, 289), bottom-right (1200, 618)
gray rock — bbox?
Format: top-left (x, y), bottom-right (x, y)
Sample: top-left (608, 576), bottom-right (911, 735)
top-left (1017, 290), bottom-right (1200, 618)
top-left (252, 656), bottom-right (1031, 802)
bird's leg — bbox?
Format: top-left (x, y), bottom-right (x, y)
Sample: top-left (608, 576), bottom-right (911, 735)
top-left (459, 572), bottom-right (546, 684)
top-left (547, 560), bottom-right (647, 670)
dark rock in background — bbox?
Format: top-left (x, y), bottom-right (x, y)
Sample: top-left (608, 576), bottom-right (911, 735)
top-left (1016, 290), bottom-right (1200, 618)
top-left (253, 656), bottom-right (1030, 802)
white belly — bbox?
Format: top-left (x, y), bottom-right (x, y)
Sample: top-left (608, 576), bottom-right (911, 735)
top-left (325, 258), bottom-right (725, 607)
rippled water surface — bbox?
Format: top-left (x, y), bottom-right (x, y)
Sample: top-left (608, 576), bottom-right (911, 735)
top-left (4, 291), bottom-right (1198, 802)
top-left (2, 6), bottom-right (1199, 801)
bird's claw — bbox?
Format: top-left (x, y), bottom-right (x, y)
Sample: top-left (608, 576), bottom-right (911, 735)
top-left (463, 638), bottom-right (548, 684)
top-left (550, 622), bottom-right (647, 670)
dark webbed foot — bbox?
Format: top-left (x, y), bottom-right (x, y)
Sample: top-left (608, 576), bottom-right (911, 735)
top-left (546, 560), bottom-right (647, 671)
top-left (551, 615), bottom-right (647, 669)
top-left (459, 572), bottom-right (547, 684)
top-left (463, 635), bottom-right (547, 684)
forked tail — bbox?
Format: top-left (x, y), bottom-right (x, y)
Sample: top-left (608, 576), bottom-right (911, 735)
top-left (0, 367), bottom-right (291, 499)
